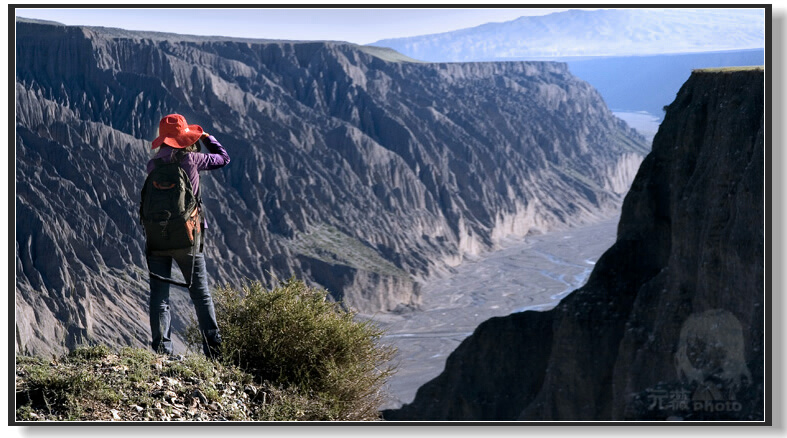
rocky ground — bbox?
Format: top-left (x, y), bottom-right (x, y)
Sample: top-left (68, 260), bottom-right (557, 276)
top-left (14, 346), bottom-right (349, 422)
top-left (15, 348), bottom-right (266, 422)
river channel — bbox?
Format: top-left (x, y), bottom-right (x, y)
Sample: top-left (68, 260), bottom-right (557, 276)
top-left (362, 217), bottom-right (620, 410)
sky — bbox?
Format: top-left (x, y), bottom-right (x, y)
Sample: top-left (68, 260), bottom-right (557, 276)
top-left (14, 7), bottom-right (592, 45)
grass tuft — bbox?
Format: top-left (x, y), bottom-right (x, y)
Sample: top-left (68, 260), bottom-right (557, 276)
top-left (692, 65), bottom-right (764, 73)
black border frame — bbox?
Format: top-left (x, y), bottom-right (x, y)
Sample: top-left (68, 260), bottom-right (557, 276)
top-left (8, 3), bottom-right (774, 427)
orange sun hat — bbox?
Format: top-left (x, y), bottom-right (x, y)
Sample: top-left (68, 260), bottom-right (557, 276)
top-left (152, 114), bottom-right (204, 149)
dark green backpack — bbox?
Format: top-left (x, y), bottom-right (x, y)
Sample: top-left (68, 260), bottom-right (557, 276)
top-left (140, 152), bottom-right (202, 286)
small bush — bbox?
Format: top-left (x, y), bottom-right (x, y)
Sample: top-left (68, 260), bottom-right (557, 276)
top-left (188, 278), bottom-right (396, 420)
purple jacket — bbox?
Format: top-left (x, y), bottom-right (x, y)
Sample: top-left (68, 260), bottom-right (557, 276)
top-left (147, 134), bottom-right (230, 227)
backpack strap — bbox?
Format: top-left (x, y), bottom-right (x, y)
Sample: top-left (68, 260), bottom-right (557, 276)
top-left (145, 249), bottom-right (198, 288)
top-left (195, 155), bottom-right (205, 253)
top-left (166, 148), bottom-right (205, 253)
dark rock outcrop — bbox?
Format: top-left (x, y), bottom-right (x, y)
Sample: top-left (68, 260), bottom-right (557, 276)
top-left (384, 68), bottom-right (764, 421)
top-left (15, 19), bottom-right (647, 356)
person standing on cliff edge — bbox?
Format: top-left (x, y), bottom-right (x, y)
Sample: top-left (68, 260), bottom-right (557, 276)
top-left (140, 114), bottom-right (230, 359)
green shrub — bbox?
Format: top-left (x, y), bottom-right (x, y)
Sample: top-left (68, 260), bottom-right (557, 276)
top-left (188, 278), bottom-right (396, 421)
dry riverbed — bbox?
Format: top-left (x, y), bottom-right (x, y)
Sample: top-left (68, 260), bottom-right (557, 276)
top-left (362, 218), bottom-right (619, 410)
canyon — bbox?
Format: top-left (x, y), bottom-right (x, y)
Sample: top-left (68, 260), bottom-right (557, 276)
top-left (15, 19), bottom-right (647, 356)
top-left (384, 68), bottom-right (765, 421)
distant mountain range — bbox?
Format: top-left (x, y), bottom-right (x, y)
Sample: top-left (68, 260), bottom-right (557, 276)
top-left (370, 8), bottom-right (766, 123)
top-left (371, 8), bottom-right (765, 62)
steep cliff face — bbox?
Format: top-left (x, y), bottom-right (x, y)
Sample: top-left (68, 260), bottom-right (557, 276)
top-left (15, 20), bottom-right (647, 355)
top-left (385, 68), bottom-right (764, 421)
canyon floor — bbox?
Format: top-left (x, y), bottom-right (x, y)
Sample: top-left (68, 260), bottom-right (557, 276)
top-left (361, 217), bottom-right (620, 411)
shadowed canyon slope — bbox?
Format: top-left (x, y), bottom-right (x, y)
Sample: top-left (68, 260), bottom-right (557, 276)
top-left (384, 68), bottom-right (765, 421)
top-left (15, 19), bottom-right (647, 355)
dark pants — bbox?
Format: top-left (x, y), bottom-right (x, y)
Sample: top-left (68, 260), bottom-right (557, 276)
top-left (147, 245), bottom-right (221, 358)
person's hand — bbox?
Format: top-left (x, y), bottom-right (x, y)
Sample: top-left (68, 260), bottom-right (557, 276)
top-left (201, 132), bottom-right (210, 139)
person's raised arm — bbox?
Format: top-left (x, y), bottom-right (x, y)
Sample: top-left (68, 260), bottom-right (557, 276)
top-left (197, 132), bottom-right (230, 170)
